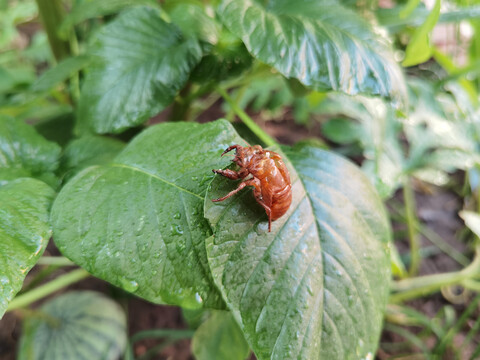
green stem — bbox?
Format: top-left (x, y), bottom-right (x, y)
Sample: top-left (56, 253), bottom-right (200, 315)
top-left (390, 202), bottom-right (469, 266)
top-left (403, 177), bottom-right (420, 276)
top-left (35, 0), bottom-right (70, 61)
top-left (36, 256), bottom-right (75, 266)
top-left (6, 269), bottom-right (90, 311)
top-left (390, 245), bottom-right (480, 303)
top-left (216, 87), bottom-right (276, 147)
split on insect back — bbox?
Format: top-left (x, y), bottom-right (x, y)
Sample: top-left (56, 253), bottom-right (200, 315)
top-left (211, 144), bottom-right (293, 232)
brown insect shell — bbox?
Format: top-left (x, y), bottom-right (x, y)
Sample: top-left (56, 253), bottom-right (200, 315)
top-left (235, 146), bottom-right (292, 221)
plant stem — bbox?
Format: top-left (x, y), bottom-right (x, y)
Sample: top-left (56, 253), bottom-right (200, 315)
top-left (403, 177), bottom-right (420, 276)
top-left (35, 0), bottom-right (70, 61)
top-left (36, 256), bottom-right (75, 266)
top-left (216, 87), bottom-right (277, 147)
top-left (390, 244), bottom-right (480, 303)
top-left (6, 269), bottom-right (90, 311)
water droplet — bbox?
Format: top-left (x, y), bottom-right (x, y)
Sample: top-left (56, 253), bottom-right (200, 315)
top-left (335, 270), bottom-right (343, 277)
top-left (170, 225), bottom-right (183, 236)
top-left (115, 251), bottom-right (121, 257)
top-left (191, 176), bottom-right (198, 181)
top-left (152, 270), bottom-right (158, 275)
top-left (135, 215), bottom-right (146, 236)
top-left (1, 277), bottom-right (10, 286)
top-left (173, 212), bottom-right (181, 219)
top-left (195, 293), bottom-right (203, 304)
top-left (120, 278), bottom-right (139, 293)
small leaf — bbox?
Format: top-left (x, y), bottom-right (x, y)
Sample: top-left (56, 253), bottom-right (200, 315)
top-left (77, 7), bottom-right (202, 134)
top-left (192, 311), bottom-right (250, 360)
top-left (61, 135), bottom-right (125, 180)
top-left (59, 0), bottom-right (159, 37)
top-left (460, 211), bottom-right (480, 239)
top-left (321, 118), bottom-right (360, 144)
top-left (0, 116), bottom-right (61, 183)
top-left (402, 0), bottom-right (441, 67)
top-left (51, 120), bottom-right (244, 309)
top-left (18, 291), bottom-right (127, 360)
top-left (0, 178), bottom-right (55, 319)
top-left (218, 0), bottom-right (406, 100)
top-left (205, 145), bottom-right (391, 359)
top-left (166, 0), bottom-right (220, 45)
top-left (32, 55), bottom-right (92, 93)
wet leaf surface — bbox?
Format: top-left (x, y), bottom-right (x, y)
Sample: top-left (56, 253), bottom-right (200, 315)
top-left (218, 0), bottom-right (406, 100)
top-left (51, 120), bottom-right (244, 309)
top-left (205, 145), bottom-right (391, 359)
top-left (0, 178), bottom-right (55, 319)
top-left (77, 7), bottom-right (202, 133)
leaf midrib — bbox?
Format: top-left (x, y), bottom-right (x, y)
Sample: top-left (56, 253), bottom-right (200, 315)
top-left (111, 163), bottom-right (203, 199)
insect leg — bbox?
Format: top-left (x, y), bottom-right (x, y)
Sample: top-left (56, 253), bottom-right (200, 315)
top-left (212, 168), bottom-right (248, 180)
top-left (212, 181), bottom-right (249, 202)
top-left (221, 144), bottom-right (242, 156)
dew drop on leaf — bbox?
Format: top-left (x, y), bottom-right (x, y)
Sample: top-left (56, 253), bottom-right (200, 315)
top-left (194, 292), bottom-right (203, 304)
top-left (120, 278), bottom-right (139, 293)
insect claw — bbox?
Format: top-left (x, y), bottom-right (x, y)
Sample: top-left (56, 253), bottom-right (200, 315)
top-left (221, 145), bottom-right (240, 157)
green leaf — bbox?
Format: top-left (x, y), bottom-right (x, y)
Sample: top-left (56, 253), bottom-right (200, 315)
top-left (192, 311), bottom-right (250, 360)
top-left (315, 94), bottom-right (405, 198)
top-left (77, 7), bottom-right (202, 134)
top-left (218, 0), bottom-right (406, 100)
top-left (51, 120), bottom-right (244, 309)
top-left (58, 0), bottom-right (159, 38)
top-left (166, 0), bottom-right (220, 45)
top-left (204, 145), bottom-right (391, 359)
top-left (0, 116), bottom-right (61, 183)
top-left (0, 178), bottom-right (55, 319)
top-left (32, 55), bottom-right (92, 93)
top-left (61, 135), bottom-right (125, 180)
top-left (190, 29), bottom-right (252, 83)
top-left (321, 118), bottom-right (360, 144)
top-left (402, 0), bottom-right (441, 67)
top-left (18, 291), bottom-right (127, 360)
top-left (460, 211), bottom-right (480, 238)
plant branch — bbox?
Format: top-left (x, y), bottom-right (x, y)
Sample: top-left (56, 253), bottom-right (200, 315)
top-left (390, 244), bottom-right (480, 303)
top-left (6, 269), bottom-right (90, 312)
top-left (35, 0), bottom-right (70, 61)
top-left (403, 177), bottom-right (420, 276)
top-left (36, 256), bottom-right (75, 266)
top-left (216, 87), bottom-right (276, 147)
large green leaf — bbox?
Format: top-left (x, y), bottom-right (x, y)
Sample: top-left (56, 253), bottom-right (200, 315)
top-left (205, 146), bottom-right (391, 359)
top-left (0, 178), bottom-right (55, 319)
top-left (51, 120), bottom-right (244, 309)
top-left (18, 291), bottom-right (127, 360)
top-left (0, 116), bottom-right (61, 184)
top-left (192, 311), bottom-right (250, 360)
top-left (218, 0), bottom-right (406, 100)
top-left (77, 7), bottom-right (202, 134)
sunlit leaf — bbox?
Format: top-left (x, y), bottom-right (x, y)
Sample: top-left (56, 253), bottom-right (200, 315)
top-left (218, 0), bottom-right (406, 100)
